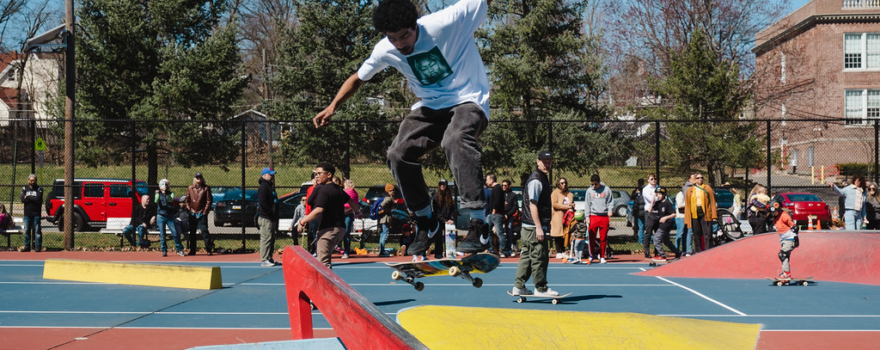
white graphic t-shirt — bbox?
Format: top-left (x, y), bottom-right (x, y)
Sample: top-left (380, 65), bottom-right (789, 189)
top-left (357, 0), bottom-right (491, 119)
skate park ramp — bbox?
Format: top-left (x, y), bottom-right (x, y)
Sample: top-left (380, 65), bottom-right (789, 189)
top-left (397, 305), bottom-right (761, 350)
top-left (636, 231), bottom-right (880, 286)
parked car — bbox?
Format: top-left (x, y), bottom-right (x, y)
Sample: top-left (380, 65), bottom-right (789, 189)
top-left (213, 189), bottom-right (259, 227)
top-left (45, 178), bottom-right (148, 231)
top-left (209, 186), bottom-right (240, 209)
top-left (771, 192), bottom-right (831, 226)
top-left (611, 190), bottom-right (630, 217)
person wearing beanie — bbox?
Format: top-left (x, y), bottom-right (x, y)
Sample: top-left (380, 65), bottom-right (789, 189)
top-left (377, 183), bottom-right (397, 257)
top-left (312, 0), bottom-right (497, 257)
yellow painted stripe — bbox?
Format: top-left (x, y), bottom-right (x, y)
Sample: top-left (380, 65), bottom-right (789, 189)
top-left (398, 306), bottom-right (760, 350)
top-left (43, 259), bottom-right (222, 290)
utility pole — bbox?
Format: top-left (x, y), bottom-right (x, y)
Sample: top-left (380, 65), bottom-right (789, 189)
top-left (63, 0), bottom-right (76, 249)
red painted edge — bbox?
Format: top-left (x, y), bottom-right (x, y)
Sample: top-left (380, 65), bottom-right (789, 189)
top-left (281, 245), bottom-right (427, 350)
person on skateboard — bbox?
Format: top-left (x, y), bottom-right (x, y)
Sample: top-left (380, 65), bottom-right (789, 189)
top-left (511, 151), bottom-right (559, 297)
top-left (771, 201), bottom-right (798, 280)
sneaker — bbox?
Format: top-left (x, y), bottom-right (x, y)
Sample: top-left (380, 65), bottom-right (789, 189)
top-left (261, 260), bottom-right (276, 267)
top-left (341, 254), bottom-right (349, 259)
top-left (652, 255), bottom-right (665, 261)
top-left (406, 215), bottom-right (441, 255)
top-left (535, 288), bottom-right (559, 297)
top-left (778, 271), bottom-right (791, 279)
top-left (686, 252), bottom-right (693, 257)
top-left (511, 286), bottom-right (533, 296)
top-left (457, 219), bottom-right (489, 253)
top-left (510, 251), bottom-right (517, 257)
top-left (177, 251), bottom-right (186, 257)
top-left (555, 253), bottom-right (564, 259)
top-left (162, 251), bottom-right (167, 257)
top-left (600, 257), bottom-right (607, 264)
top-left (499, 253), bottom-right (507, 258)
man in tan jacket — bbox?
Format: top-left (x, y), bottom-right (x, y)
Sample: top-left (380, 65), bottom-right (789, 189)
top-left (684, 173), bottom-right (716, 253)
top-left (185, 173), bottom-right (214, 255)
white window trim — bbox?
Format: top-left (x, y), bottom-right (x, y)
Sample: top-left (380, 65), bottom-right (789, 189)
top-left (844, 32), bottom-right (880, 72)
top-left (844, 89), bottom-right (879, 127)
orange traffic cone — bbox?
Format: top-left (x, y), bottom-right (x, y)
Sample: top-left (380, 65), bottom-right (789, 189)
top-left (807, 215), bottom-right (814, 230)
top-left (816, 219), bottom-right (822, 230)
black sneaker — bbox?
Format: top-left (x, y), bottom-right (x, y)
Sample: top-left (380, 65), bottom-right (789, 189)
top-left (457, 219), bottom-right (489, 253)
top-left (406, 216), bottom-right (440, 255)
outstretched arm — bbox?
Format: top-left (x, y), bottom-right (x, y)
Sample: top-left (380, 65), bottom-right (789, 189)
top-left (313, 73), bottom-right (365, 128)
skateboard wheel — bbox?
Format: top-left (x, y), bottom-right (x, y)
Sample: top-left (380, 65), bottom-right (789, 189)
top-left (517, 297), bottom-right (525, 303)
top-left (776, 281), bottom-right (783, 287)
top-left (552, 298), bottom-right (558, 305)
top-left (449, 266), bottom-right (461, 277)
top-left (414, 282), bottom-right (424, 292)
top-left (391, 271), bottom-right (401, 280)
top-left (473, 278), bottom-right (483, 288)
top-left (802, 281), bottom-right (809, 286)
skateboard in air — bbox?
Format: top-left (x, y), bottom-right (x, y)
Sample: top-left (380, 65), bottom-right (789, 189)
top-left (386, 253), bottom-right (500, 291)
top-left (766, 276), bottom-right (813, 286)
top-left (506, 291), bottom-right (573, 305)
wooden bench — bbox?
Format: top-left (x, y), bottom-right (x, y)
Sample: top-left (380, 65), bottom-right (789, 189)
top-left (100, 217), bottom-right (160, 248)
top-left (278, 218), bottom-right (364, 238)
top-left (1, 217), bottom-right (24, 248)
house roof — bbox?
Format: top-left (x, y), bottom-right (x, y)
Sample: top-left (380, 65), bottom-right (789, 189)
top-left (0, 87), bottom-right (20, 109)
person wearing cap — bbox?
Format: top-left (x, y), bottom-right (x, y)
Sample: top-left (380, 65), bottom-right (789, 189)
top-left (585, 174), bottom-right (614, 264)
top-left (257, 167), bottom-right (278, 266)
top-left (650, 186), bottom-right (680, 261)
top-left (312, 0), bottom-right (495, 258)
top-left (185, 173), bottom-right (214, 255)
top-left (20, 174), bottom-right (43, 252)
top-left (155, 179), bottom-right (185, 257)
top-left (296, 163), bottom-right (363, 268)
top-left (377, 183), bottom-right (398, 257)
top-left (512, 150), bottom-right (559, 297)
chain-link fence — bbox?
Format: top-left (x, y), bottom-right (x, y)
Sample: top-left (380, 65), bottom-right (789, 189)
top-left (1, 116), bottom-right (877, 253)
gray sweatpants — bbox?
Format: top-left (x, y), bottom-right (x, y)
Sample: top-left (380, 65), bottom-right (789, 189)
top-left (258, 217), bottom-right (276, 262)
top-left (387, 102), bottom-right (487, 212)
top-left (780, 239), bottom-right (795, 272)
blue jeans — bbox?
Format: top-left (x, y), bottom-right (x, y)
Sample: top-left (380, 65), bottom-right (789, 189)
top-left (675, 217), bottom-right (692, 253)
top-left (379, 223), bottom-right (390, 255)
top-left (487, 213), bottom-right (504, 253)
top-left (157, 215), bottom-right (183, 253)
top-left (845, 209), bottom-right (863, 230)
top-left (343, 213), bottom-right (355, 254)
top-left (23, 216), bottom-right (41, 250)
top-left (635, 216), bottom-right (645, 245)
top-left (121, 224), bottom-right (148, 247)
top-left (503, 217), bottom-right (516, 255)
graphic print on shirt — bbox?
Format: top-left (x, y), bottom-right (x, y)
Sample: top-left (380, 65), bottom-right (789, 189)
top-left (406, 46), bottom-right (452, 86)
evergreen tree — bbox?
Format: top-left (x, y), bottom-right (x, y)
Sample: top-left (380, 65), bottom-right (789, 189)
top-left (650, 29), bottom-right (761, 185)
top-left (69, 0), bottom-right (247, 186)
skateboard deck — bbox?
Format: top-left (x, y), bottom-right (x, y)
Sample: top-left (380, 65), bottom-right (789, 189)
top-left (766, 276), bottom-right (814, 286)
top-left (506, 291), bottom-right (573, 305)
top-left (647, 257), bottom-right (677, 266)
top-left (386, 253), bottom-right (500, 291)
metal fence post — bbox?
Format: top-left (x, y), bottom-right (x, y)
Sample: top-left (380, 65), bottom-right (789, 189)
top-left (548, 121), bottom-right (553, 182)
top-left (30, 119), bottom-right (36, 175)
top-left (766, 120), bottom-right (771, 194)
top-left (345, 121), bottom-right (351, 179)
top-left (655, 121), bottom-right (660, 184)
top-left (241, 117), bottom-right (247, 251)
top-left (131, 119), bottom-right (136, 194)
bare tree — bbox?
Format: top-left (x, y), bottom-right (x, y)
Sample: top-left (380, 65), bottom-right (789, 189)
top-left (238, 0), bottom-right (295, 107)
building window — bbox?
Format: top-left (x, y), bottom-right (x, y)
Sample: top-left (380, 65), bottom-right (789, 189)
top-left (845, 89), bottom-right (880, 125)
top-left (844, 33), bottom-right (880, 70)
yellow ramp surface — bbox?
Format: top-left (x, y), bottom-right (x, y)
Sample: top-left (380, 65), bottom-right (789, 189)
top-left (43, 259), bottom-right (222, 290)
top-left (398, 306), bottom-right (760, 350)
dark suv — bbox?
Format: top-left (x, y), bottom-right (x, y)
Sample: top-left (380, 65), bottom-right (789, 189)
top-left (45, 178), bottom-right (148, 231)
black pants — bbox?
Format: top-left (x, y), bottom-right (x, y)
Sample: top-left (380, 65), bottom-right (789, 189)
top-left (188, 214), bottom-right (212, 254)
top-left (644, 214), bottom-right (658, 256)
top-left (749, 215), bottom-right (769, 235)
top-left (691, 208), bottom-right (711, 253)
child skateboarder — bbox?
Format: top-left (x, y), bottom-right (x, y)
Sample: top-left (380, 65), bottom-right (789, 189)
top-left (651, 187), bottom-right (680, 261)
top-left (771, 201), bottom-right (798, 279)
top-left (567, 210), bottom-right (588, 264)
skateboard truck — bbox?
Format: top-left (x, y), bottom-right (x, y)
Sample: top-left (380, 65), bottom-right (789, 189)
top-left (391, 270), bottom-right (425, 291)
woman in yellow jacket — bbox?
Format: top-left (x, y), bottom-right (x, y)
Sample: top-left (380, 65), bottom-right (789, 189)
top-left (550, 178), bottom-right (575, 258)
top-left (684, 173), bottom-right (717, 253)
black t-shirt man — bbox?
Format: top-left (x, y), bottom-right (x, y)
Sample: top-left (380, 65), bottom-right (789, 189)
top-left (312, 183), bottom-right (350, 230)
top-left (651, 198), bottom-right (676, 232)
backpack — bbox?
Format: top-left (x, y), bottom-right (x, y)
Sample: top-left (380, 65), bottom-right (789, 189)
top-left (369, 197), bottom-right (385, 220)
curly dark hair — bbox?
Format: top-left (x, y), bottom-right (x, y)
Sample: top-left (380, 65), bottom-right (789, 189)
top-left (373, 0), bottom-right (419, 33)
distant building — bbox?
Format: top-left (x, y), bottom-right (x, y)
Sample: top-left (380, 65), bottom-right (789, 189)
top-left (753, 0), bottom-right (880, 172)
top-left (0, 24), bottom-right (65, 127)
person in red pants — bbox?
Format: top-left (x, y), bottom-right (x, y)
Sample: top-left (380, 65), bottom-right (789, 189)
top-left (585, 174), bottom-right (614, 264)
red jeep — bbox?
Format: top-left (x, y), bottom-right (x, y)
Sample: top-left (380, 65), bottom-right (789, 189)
top-left (45, 178), bottom-right (148, 231)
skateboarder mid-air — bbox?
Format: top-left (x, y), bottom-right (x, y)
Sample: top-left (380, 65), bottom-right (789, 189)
top-left (771, 201), bottom-right (798, 280)
top-left (313, 0), bottom-right (495, 257)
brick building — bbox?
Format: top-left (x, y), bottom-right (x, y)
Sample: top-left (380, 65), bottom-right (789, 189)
top-left (753, 0), bottom-right (880, 174)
